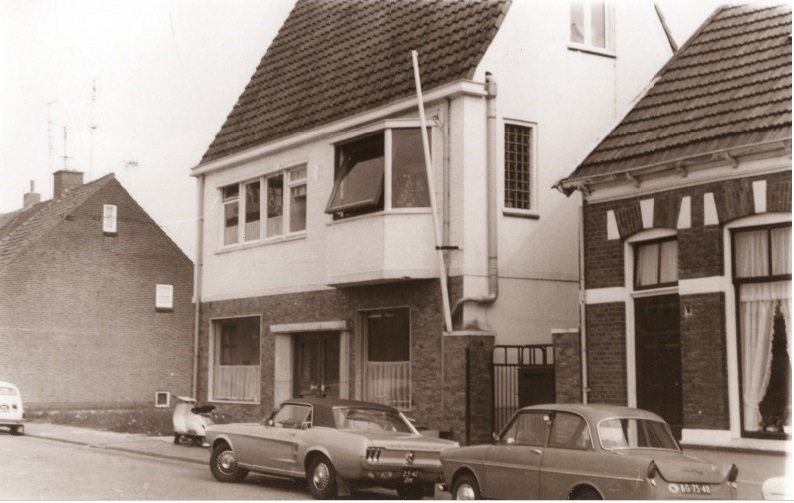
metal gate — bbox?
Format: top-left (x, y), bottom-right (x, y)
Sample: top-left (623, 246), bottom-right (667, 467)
top-left (492, 344), bottom-right (555, 432)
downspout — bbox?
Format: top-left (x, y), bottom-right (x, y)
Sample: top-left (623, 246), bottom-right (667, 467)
top-left (577, 191), bottom-right (589, 404)
top-left (441, 98), bottom-right (451, 432)
top-left (192, 174), bottom-right (205, 399)
top-left (451, 72), bottom-right (499, 322)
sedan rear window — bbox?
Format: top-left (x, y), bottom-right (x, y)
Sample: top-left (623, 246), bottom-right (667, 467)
top-left (334, 407), bottom-right (413, 433)
top-left (598, 418), bottom-right (679, 451)
top-left (0, 387), bottom-right (18, 396)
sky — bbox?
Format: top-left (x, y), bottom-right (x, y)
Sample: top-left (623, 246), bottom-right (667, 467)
top-left (0, 0), bottom-right (729, 260)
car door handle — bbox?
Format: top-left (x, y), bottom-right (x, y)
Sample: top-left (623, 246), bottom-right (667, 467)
top-left (530, 448), bottom-right (542, 455)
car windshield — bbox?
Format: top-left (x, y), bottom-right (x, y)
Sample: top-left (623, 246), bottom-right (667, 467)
top-left (0, 387), bottom-right (18, 396)
top-left (598, 418), bottom-right (679, 451)
top-left (334, 407), bottom-right (413, 433)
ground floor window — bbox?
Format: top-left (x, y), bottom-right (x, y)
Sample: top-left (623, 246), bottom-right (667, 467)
top-left (212, 317), bottom-right (261, 402)
top-left (733, 224), bottom-right (791, 437)
top-left (363, 308), bottom-right (411, 410)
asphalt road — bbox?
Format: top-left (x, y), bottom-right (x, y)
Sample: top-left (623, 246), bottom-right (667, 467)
top-left (0, 433), bottom-right (400, 500)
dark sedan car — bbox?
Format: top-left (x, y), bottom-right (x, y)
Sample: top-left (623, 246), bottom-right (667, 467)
top-left (206, 397), bottom-right (459, 499)
top-left (441, 403), bottom-right (739, 500)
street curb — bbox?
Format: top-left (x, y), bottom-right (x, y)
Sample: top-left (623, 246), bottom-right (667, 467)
top-left (24, 431), bottom-right (207, 466)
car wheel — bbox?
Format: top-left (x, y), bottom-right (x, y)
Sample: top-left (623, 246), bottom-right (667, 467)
top-left (452, 473), bottom-right (481, 500)
top-left (397, 483), bottom-right (427, 500)
top-left (173, 434), bottom-right (181, 444)
top-left (571, 486), bottom-right (602, 500)
top-left (209, 444), bottom-right (248, 483)
top-left (11, 425), bottom-right (24, 436)
top-left (307, 455), bottom-right (338, 499)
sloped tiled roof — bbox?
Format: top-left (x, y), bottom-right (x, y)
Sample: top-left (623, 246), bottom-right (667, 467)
top-left (201, 0), bottom-right (509, 164)
top-left (562, 3), bottom-right (791, 183)
top-left (0, 174), bottom-right (115, 271)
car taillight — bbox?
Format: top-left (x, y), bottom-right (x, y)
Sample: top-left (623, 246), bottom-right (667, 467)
top-left (365, 447), bottom-right (383, 463)
top-left (728, 464), bottom-right (739, 483)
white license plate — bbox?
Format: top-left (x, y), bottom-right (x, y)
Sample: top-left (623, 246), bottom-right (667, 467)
top-left (670, 483), bottom-right (711, 495)
top-left (402, 469), bottom-right (421, 483)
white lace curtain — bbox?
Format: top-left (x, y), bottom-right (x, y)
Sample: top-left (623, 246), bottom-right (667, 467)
top-left (636, 240), bottom-right (677, 286)
top-left (213, 365), bottom-right (260, 402)
top-left (365, 361), bottom-right (411, 410)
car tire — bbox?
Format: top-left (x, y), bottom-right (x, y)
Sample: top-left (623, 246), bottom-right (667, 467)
top-left (307, 455), bottom-right (338, 500)
top-left (397, 483), bottom-right (427, 500)
top-left (173, 434), bottom-right (181, 444)
top-left (11, 425), bottom-right (24, 436)
top-left (209, 443), bottom-right (248, 483)
top-left (571, 486), bottom-right (602, 500)
top-left (452, 473), bottom-right (481, 500)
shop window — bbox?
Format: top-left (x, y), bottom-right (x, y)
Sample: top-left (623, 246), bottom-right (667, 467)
top-left (363, 308), bottom-right (411, 410)
top-left (634, 238), bottom-right (678, 289)
top-left (326, 128), bottom-right (430, 219)
top-left (733, 224), bottom-right (791, 437)
top-left (212, 317), bottom-right (261, 403)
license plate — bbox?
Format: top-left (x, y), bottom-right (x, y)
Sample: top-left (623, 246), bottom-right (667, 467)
top-left (402, 469), bottom-right (421, 483)
top-left (669, 483), bottom-right (711, 495)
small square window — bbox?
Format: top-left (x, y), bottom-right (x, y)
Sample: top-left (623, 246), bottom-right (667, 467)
top-left (103, 204), bottom-right (117, 234)
top-left (155, 391), bottom-right (170, 408)
top-left (156, 284), bottom-right (174, 311)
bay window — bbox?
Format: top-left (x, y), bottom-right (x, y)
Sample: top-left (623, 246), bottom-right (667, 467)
top-left (212, 316), bottom-right (261, 403)
top-left (733, 224), bottom-right (791, 437)
top-left (326, 128), bottom-right (430, 219)
top-left (363, 308), bottom-right (411, 410)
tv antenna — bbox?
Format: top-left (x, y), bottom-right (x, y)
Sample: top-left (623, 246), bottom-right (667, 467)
top-left (61, 127), bottom-right (72, 171)
top-left (88, 79), bottom-right (98, 181)
top-left (47, 99), bottom-right (58, 172)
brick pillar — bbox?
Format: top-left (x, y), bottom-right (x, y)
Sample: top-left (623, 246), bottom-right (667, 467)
top-left (552, 328), bottom-right (582, 404)
top-left (442, 332), bottom-right (494, 445)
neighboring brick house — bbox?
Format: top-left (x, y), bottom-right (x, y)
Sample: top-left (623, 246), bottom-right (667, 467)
top-left (191, 0), bottom-right (673, 443)
top-left (556, 4), bottom-right (791, 451)
top-left (0, 171), bottom-right (194, 410)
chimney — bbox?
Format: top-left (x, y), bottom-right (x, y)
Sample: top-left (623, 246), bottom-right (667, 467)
top-left (53, 170), bottom-right (84, 199)
top-left (23, 180), bottom-right (41, 209)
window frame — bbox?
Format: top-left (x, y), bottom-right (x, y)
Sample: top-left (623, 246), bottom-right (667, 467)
top-left (102, 204), bottom-right (117, 234)
top-left (632, 237), bottom-right (679, 291)
top-left (326, 120), bottom-right (433, 220)
top-left (155, 284), bottom-right (174, 311)
top-left (568, 0), bottom-right (615, 56)
top-left (219, 164), bottom-right (308, 249)
top-left (209, 315), bottom-right (262, 404)
top-left (503, 119), bottom-right (539, 218)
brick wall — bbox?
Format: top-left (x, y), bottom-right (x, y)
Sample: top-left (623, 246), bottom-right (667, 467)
top-left (0, 179), bottom-right (194, 409)
top-left (584, 302), bottom-right (627, 405)
top-left (442, 334), bottom-right (494, 444)
top-left (552, 330), bottom-right (582, 404)
top-left (198, 280), bottom-right (492, 442)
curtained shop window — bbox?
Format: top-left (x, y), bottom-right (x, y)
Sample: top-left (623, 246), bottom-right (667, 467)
top-left (363, 308), bottom-right (411, 410)
top-left (212, 317), bottom-right (261, 403)
top-left (733, 224), bottom-right (791, 437)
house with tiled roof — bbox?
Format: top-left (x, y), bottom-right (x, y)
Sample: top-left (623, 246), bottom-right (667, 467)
top-left (0, 170), bottom-right (194, 410)
top-left (556, 3), bottom-right (791, 451)
top-left (191, 0), bottom-right (673, 443)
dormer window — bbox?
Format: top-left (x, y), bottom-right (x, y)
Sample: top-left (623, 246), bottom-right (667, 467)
top-left (102, 204), bottom-right (117, 234)
top-left (327, 128), bottom-right (430, 219)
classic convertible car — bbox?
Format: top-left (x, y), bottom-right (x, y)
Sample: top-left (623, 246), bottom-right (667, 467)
top-left (441, 404), bottom-right (739, 500)
top-left (206, 397), bottom-right (459, 499)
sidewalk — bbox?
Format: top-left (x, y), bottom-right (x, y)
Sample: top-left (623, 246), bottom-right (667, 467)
top-left (23, 422), bottom-right (210, 466)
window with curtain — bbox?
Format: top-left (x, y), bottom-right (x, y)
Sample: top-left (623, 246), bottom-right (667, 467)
top-left (733, 224), bottom-right (791, 437)
top-left (212, 317), bottom-right (261, 402)
top-left (363, 308), bottom-right (411, 410)
top-left (634, 238), bottom-right (678, 289)
top-left (570, 0), bottom-right (612, 51)
top-left (222, 184), bottom-right (240, 245)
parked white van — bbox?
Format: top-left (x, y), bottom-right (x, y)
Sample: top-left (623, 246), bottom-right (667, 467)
top-left (0, 381), bottom-right (25, 435)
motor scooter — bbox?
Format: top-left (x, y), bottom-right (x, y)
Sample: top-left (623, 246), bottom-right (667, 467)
top-left (172, 396), bottom-right (215, 447)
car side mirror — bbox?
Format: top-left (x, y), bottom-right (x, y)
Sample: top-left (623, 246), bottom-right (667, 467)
top-left (492, 432), bottom-right (500, 443)
top-left (266, 419), bottom-right (275, 427)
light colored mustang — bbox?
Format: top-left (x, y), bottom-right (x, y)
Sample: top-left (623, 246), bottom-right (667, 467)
top-left (206, 397), bottom-right (459, 499)
top-left (441, 403), bottom-right (739, 500)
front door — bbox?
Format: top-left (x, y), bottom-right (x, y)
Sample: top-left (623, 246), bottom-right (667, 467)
top-left (635, 294), bottom-right (683, 439)
top-left (294, 332), bottom-right (340, 398)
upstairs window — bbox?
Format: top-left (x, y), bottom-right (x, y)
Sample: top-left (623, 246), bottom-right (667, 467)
top-left (102, 204), bottom-right (117, 234)
top-left (504, 122), bottom-right (536, 214)
top-left (634, 238), bottom-right (678, 289)
top-left (155, 284), bottom-right (173, 311)
top-left (570, 1), bottom-right (613, 53)
top-left (326, 128), bottom-right (430, 219)
top-left (220, 165), bottom-right (307, 247)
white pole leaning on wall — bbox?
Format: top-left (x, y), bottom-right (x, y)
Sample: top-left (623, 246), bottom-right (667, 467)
top-left (411, 50), bottom-right (453, 333)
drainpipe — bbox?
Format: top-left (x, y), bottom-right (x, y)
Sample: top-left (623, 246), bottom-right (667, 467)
top-left (451, 72), bottom-right (499, 323)
top-left (192, 174), bottom-right (205, 399)
top-left (578, 191), bottom-right (589, 404)
top-left (412, 50), bottom-right (453, 333)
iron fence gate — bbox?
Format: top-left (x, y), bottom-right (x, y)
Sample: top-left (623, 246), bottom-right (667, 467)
top-left (492, 344), bottom-right (555, 432)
